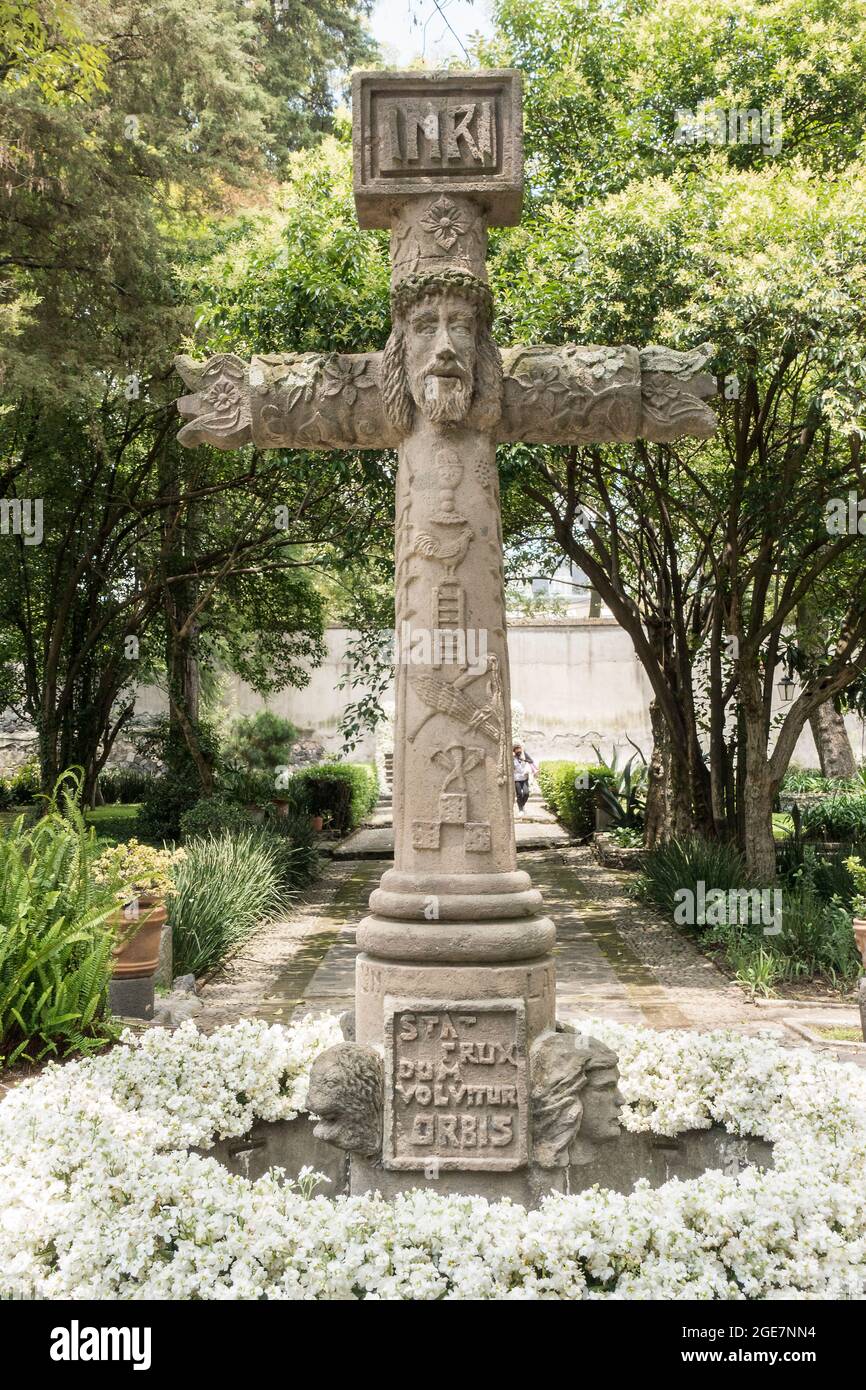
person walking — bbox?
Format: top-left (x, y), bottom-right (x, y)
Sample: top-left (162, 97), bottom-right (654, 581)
top-left (513, 742), bottom-right (538, 813)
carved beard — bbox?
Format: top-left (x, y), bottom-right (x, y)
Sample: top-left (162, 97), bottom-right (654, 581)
top-left (410, 368), bottom-right (474, 424)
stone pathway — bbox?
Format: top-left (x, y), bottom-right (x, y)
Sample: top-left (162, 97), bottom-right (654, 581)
top-left (197, 832), bottom-right (789, 1040)
top-left (331, 792), bottom-right (570, 859)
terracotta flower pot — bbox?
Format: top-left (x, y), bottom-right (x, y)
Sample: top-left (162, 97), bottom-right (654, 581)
top-left (853, 918), bottom-right (866, 968)
top-left (271, 797), bottom-right (290, 819)
top-left (310, 814), bottom-right (324, 833)
top-left (110, 893), bottom-right (167, 980)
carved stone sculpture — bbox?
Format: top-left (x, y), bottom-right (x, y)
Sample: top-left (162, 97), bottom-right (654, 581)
top-left (176, 69), bottom-right (715, 1199)
top-left (305, 1043), bottom-right (384, 1160)
top-left (567, 1037), bottom-right (625, 1167)
top-left (530, 1031), bottom-right (625, 1170)
top-left (530, 1031), bottom-right (588, 1169)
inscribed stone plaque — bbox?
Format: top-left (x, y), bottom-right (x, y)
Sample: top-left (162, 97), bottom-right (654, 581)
top-left (382, 997), bottom-right (528, 1170)
top-left (353, 70), bottom-right (523, 228)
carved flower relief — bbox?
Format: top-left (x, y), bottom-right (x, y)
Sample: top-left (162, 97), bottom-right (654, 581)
top-left (203, 379), bottom-right (242, 415)
top-left (321, 354), bottom-right (377, 406)
top-left (175, 352), bottom-right (252, 449)
top-left (562, 345), bottom-right (627, 380)
top-left (251, 353), bottom-right (325, 409)
top-left (513, 360), bottom-right (572, 410)
top-left (420, 195), bottom-right (466, 251)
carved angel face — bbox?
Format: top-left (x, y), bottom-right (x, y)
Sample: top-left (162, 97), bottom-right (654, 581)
top-left (404, 291), bottom-right (478, 424)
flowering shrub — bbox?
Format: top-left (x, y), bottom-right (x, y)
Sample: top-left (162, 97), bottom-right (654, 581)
top-left (92, 838), bottom-right (184, 903)
top-left (1, 1016), bottom-right (865, 1299)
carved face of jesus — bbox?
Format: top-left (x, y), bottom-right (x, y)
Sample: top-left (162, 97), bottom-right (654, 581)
top-left (404, 291), bottom-right (478, 424)
top-left (579, 1065), bottom-right (625, 1142)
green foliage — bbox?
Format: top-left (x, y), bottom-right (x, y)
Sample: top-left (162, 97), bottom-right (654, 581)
top-left (168, 832), bottom-right (291, 977)
top-left (85, 804), bottom-right (142, 845)
top-left (289, 761), bottom-right (378, 834)
top-left (610, 825), bottom-right (644, 849)
top-left (635, 837), bottom-right (754, 918)
top-left (844, 854), bottom-right (866, 918)
top-left (638, 834), bottom-right (862, 988)
top-left (782, 767), bottom-right (835, 794)
top-left (137, 780), bottom-right (196, 846)
top-left (0, 0), bottom-right (107, 104)
top-left (485, 0), bottom-right (866, 872)
top-left (256, 814), bottom-right (320, 892)
top-left (0, 774), bottom-right (118, 1066)
top-left (726, 942), bottom-right (782, 1000)
top-left (96, 767), bottom-right (154, 806)
top-left (220, 766), bottom-right (278, 808)
top-left (778, 841), bottom-right (861, 907)
top-left (591, 745), bottom-right (647, 829)
top-left (179, 796), bottom-right (256, 841)
top-left (136, 719), bottom-right (223, 844)
top-left (801, 794), bottom-right (866, 842)
top-left (0, 761), bottom-right (40, 808)
top-left (536, 761), bottom-right (613, 839)
top-left (773, 889), bottom-right (861, 984)
top-left (225, 711), bottom-right (299, 773)
top-left (0, 0), bottom-right (371, 799)
top-left (482, 0), bottom-right (866, 200)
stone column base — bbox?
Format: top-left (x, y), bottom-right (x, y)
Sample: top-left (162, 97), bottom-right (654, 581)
top-left (354, 950), bottom-right (556, 1194)
top-left (355, 951), bottom-right (556, 1042)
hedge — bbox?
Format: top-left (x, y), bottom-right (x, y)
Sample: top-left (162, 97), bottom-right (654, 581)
top-left (536, 761), bottom-right (614, 839)
top-left (288, 762), bottom-right (379, 836)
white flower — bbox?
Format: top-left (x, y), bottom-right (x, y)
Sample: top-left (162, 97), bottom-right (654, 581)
top-left (1, 1015), bottom-right (865, 1299)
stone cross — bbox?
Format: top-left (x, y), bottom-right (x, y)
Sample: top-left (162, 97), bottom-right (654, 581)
top-left (176, 70), bottom-right (716, 1201)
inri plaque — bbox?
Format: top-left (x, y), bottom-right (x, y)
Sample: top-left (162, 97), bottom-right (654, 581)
top-left (352, 70), bottom-right (523, 228)
top-left (383, 997), bottom-right (529, 1170)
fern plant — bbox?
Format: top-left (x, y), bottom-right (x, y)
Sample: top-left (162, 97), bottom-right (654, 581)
top-left (0, 772), bottom-right (119, 1067)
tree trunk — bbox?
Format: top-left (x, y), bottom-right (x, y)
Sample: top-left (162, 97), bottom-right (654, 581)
top-left (809, 700), bottom-right (856, 779)
top-left (798, 598), bottom-right (857, 778)
top-left (644, 699), bottom-right (694, 847)
top-left (740, 669), bottom-right (778, 882)
top-left (160, 452), bottom-right (211, 793)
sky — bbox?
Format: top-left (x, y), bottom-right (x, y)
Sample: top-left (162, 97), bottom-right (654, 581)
top-left (369, 0), bottom-right (495, 66)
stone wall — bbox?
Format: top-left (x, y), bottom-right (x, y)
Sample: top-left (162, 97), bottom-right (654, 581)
top-left (4, 617), bottom-right (864, 775)
top-left (205, 1113), bottom-right (773, 1202)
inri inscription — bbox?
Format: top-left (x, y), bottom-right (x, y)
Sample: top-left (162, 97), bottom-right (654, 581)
top-left (383, 998), bottom-right (528, 1170)
top-left (352, 71), bottom-right (523, 229)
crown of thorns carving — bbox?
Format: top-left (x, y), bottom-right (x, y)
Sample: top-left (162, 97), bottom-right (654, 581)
top-left (391, 269), bottom-right (494, 325)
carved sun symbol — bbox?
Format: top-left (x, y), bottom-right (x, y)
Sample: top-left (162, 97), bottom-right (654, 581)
top-left (420, 196), bottom-right (466, 250)
top-left (204, 381), bottom-right (241, 412)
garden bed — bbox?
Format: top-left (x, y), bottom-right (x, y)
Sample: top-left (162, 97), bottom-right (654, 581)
top-left (593, 832), bottom-right (648, 871)
top-left (2, 1016), bottom-right (865, 1299)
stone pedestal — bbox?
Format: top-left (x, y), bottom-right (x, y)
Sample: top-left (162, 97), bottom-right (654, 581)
top-left (109, 974), bottom-right (154, 1021)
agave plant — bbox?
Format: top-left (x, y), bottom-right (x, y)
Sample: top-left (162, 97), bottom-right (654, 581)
top-left (591, 744), bottom-right (647, 830)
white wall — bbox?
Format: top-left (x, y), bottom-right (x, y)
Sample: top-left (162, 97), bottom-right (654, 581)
top-left (11, 619), bottom-right (862, 774)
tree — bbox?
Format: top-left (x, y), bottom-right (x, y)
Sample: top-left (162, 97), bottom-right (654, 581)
top-left (484, 0), bottom-right (866, 875)
top-left (0, 0), bottom-right (382, 793)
